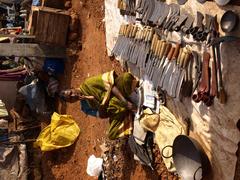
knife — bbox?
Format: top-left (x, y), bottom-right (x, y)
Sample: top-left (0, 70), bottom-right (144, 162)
top-left (169, 48), bottom-right (186, 97)
top-left (176, 49), bottom-right (192, 100)
top-left (158, 46), bottom-right (176, 88)
top-left (166, 47), bottom-right (183, 95)
top-left (162, 44), bottom-right (181, 91)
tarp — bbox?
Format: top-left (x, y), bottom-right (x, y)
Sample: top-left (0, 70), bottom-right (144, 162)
top-left (0, 144), bottom-right (28, 180)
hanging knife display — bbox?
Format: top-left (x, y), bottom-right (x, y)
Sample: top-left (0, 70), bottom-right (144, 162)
top-left (112, 0), bottom-right (235, 106)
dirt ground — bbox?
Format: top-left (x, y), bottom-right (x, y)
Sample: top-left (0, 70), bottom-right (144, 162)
top-left (39, 0), bottom-right (172, 180)
top-left (40, 0), bottom-right (167, 179)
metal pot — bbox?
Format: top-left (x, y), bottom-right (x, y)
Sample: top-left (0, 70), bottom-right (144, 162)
top-left (177, 0), bottom-right (188, 5)
top-left (197, 0), bottom-right (207, 4)
top-left (220, 10), bottom-right (239, 33)
top-left (162, 135), bottom-right (211, 180)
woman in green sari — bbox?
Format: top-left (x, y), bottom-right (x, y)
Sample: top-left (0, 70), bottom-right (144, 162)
top-left (59, 71), bottom-right (139, 140)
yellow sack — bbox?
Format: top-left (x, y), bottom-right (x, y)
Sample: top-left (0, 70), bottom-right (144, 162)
top-left (34, 112), bottom-right (80, 151)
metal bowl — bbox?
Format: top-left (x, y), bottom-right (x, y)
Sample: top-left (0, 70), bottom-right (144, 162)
top-left (215, 0), bottom-right (231, 6)
top-left (197, 0), bottom-right (207, 3)
top-left (172, 135), bottom-right (211, 180)
top-left (220, 10), bottom-right (239, 33)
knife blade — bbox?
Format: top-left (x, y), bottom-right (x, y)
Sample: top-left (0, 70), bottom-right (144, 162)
top-left (169, 48), bottom-right (186, 97)
top-left (176, 49), bottom-right (192, 100)
top-left (158, 46), bottom-right (176, 88)
top-left (162, 44), bottom-right (181, 91)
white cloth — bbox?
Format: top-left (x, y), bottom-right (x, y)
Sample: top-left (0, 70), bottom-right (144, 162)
top-left (154, 106), bottom-right (185, 172)
top-left (86, 155), bottom-right (103, 177)
top-left (0, 100), bottom-right (8, 118)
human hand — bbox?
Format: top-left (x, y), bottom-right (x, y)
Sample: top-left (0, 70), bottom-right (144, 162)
top-left (126, 101), bottom-right (137, 112)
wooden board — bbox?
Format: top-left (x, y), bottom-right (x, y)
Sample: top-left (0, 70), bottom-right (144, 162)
top-left (27, 6), bottom-right (39, 35)
top-left (41, 0), bottom-right (65, 9)
top-left (0, 43), bottom-right (66, 58)
top-left (29, 6), bottom-right (70, 46)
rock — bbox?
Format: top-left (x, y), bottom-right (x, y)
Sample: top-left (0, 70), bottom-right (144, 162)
top-left (65, 1), bottom-right (72, 9)
top-left (79, 1), bottom-right (86, 8)
top-left (100, 142), bottom-right (109, 153)
top-left (69, 13), bottom-right (79, 32)
top-left (68, 32), bottom-right (78, 41)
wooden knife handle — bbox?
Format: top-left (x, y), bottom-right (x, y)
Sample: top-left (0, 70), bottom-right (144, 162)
top-left (122, 24), bottom-right (127, 36)
top-left (157, 40), bottom-right (163, 57)
top-left (183, 51), bottom-right (192, 68)
top-left (142, 28), bottom-right (147, 41)
top-left (154, 39), bottom-right (160, 55)
top-left (167, 47), bottom-right (175, 60)
top-left (131, 25), bottom-right (138, 38)
top-left (129, 24), bottom-right (135, 37)
top-left (135, 29), bottom-right (140, 40)
top-left (145, 28), bottom-right (151, 41)
top-left (179, 50), bottom-right (186, 67)
top-left (159, 41), bottom-right (167, 58)
top-left (150, 34), bottom-right (157, 51)
top-left (152, 35), bottom-right (158, 54)
top-left (148, 28), bottom-right (154, 42)
top-left (139, 29), bottom-right (144, 40)
top-left (163, 43), bottom-right (172, 57)
top-left (119, 24), bottom-right (124, 35)
top-left (172, 44), bottom-right (181, 60)
top-left (176, 48), bottom-right (183, 64)
top-left (199, 51), bottom-right (210, 92)
top-left (125, 24), bottom-right (131, 37)
top-left (210, 59), bottom-right (218, 97)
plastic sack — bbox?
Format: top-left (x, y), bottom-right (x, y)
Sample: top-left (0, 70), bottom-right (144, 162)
top-left (0, 100), bottom-right (8, 118)
top-left (18, 79), bottom-right (47, 114)
top-left (86, 155), bottom-right (103, 177)
top-left (34, 112), bottom-right (80, 151)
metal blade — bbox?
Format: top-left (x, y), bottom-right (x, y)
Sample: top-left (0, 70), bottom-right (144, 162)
top-left (162, 61), bottom-right (175, 91)
top-left (175, 70), bottom-right (185, 100)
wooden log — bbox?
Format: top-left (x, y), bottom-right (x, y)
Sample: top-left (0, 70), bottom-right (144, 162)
top-left (0, 43), bottom-right (66, 58)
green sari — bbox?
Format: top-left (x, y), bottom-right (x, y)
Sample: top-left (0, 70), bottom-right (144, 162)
top-left (79, 71), bottom-right (135, 140)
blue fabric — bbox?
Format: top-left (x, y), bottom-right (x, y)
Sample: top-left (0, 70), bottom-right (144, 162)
top-left (32, 0), bottom-right (41, 6)
top-left (80, 100), bottom-right (98, 117)
top-left (43, 58), bottom-right (65, 75)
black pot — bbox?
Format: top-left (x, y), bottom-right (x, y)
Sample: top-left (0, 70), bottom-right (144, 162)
top-left (162, 135), bottom-right (211, 180)
top-left (220, 10), bottom-right (239, 33)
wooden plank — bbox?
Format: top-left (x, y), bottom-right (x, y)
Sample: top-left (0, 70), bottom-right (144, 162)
top-left (0, 43), bottom-right (66, 58)
top-left (28, 6), bottom-right (39, 35)
top-left (42, 0), bottom-right (65, 9)
top-left (0, 34), bottom-right (35, 38)
top-left (33, 6), bottom-right (70, 46)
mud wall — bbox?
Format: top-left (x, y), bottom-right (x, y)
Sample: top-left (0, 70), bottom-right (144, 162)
top-left (105, 0), bottom-right (240, 179)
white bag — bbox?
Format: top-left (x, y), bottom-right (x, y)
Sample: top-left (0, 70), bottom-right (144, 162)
top-left (86, 155), bottom-right (103, 177)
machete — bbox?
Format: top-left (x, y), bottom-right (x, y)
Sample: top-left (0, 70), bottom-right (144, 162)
top-left (155, 43), bottom-right (172, 87)
top-left (152, 40), bottom-right (167, 87)
top-left (166, 47), bottom-right (183, 96)
top-left (169, 48), bottom-right (186, 97)
top-left (176, 50), bottom-right (192, 100)
top-left (162, 44), bottom-right (181, 91)
top-left (158, 46), bottom-right (176, 88)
